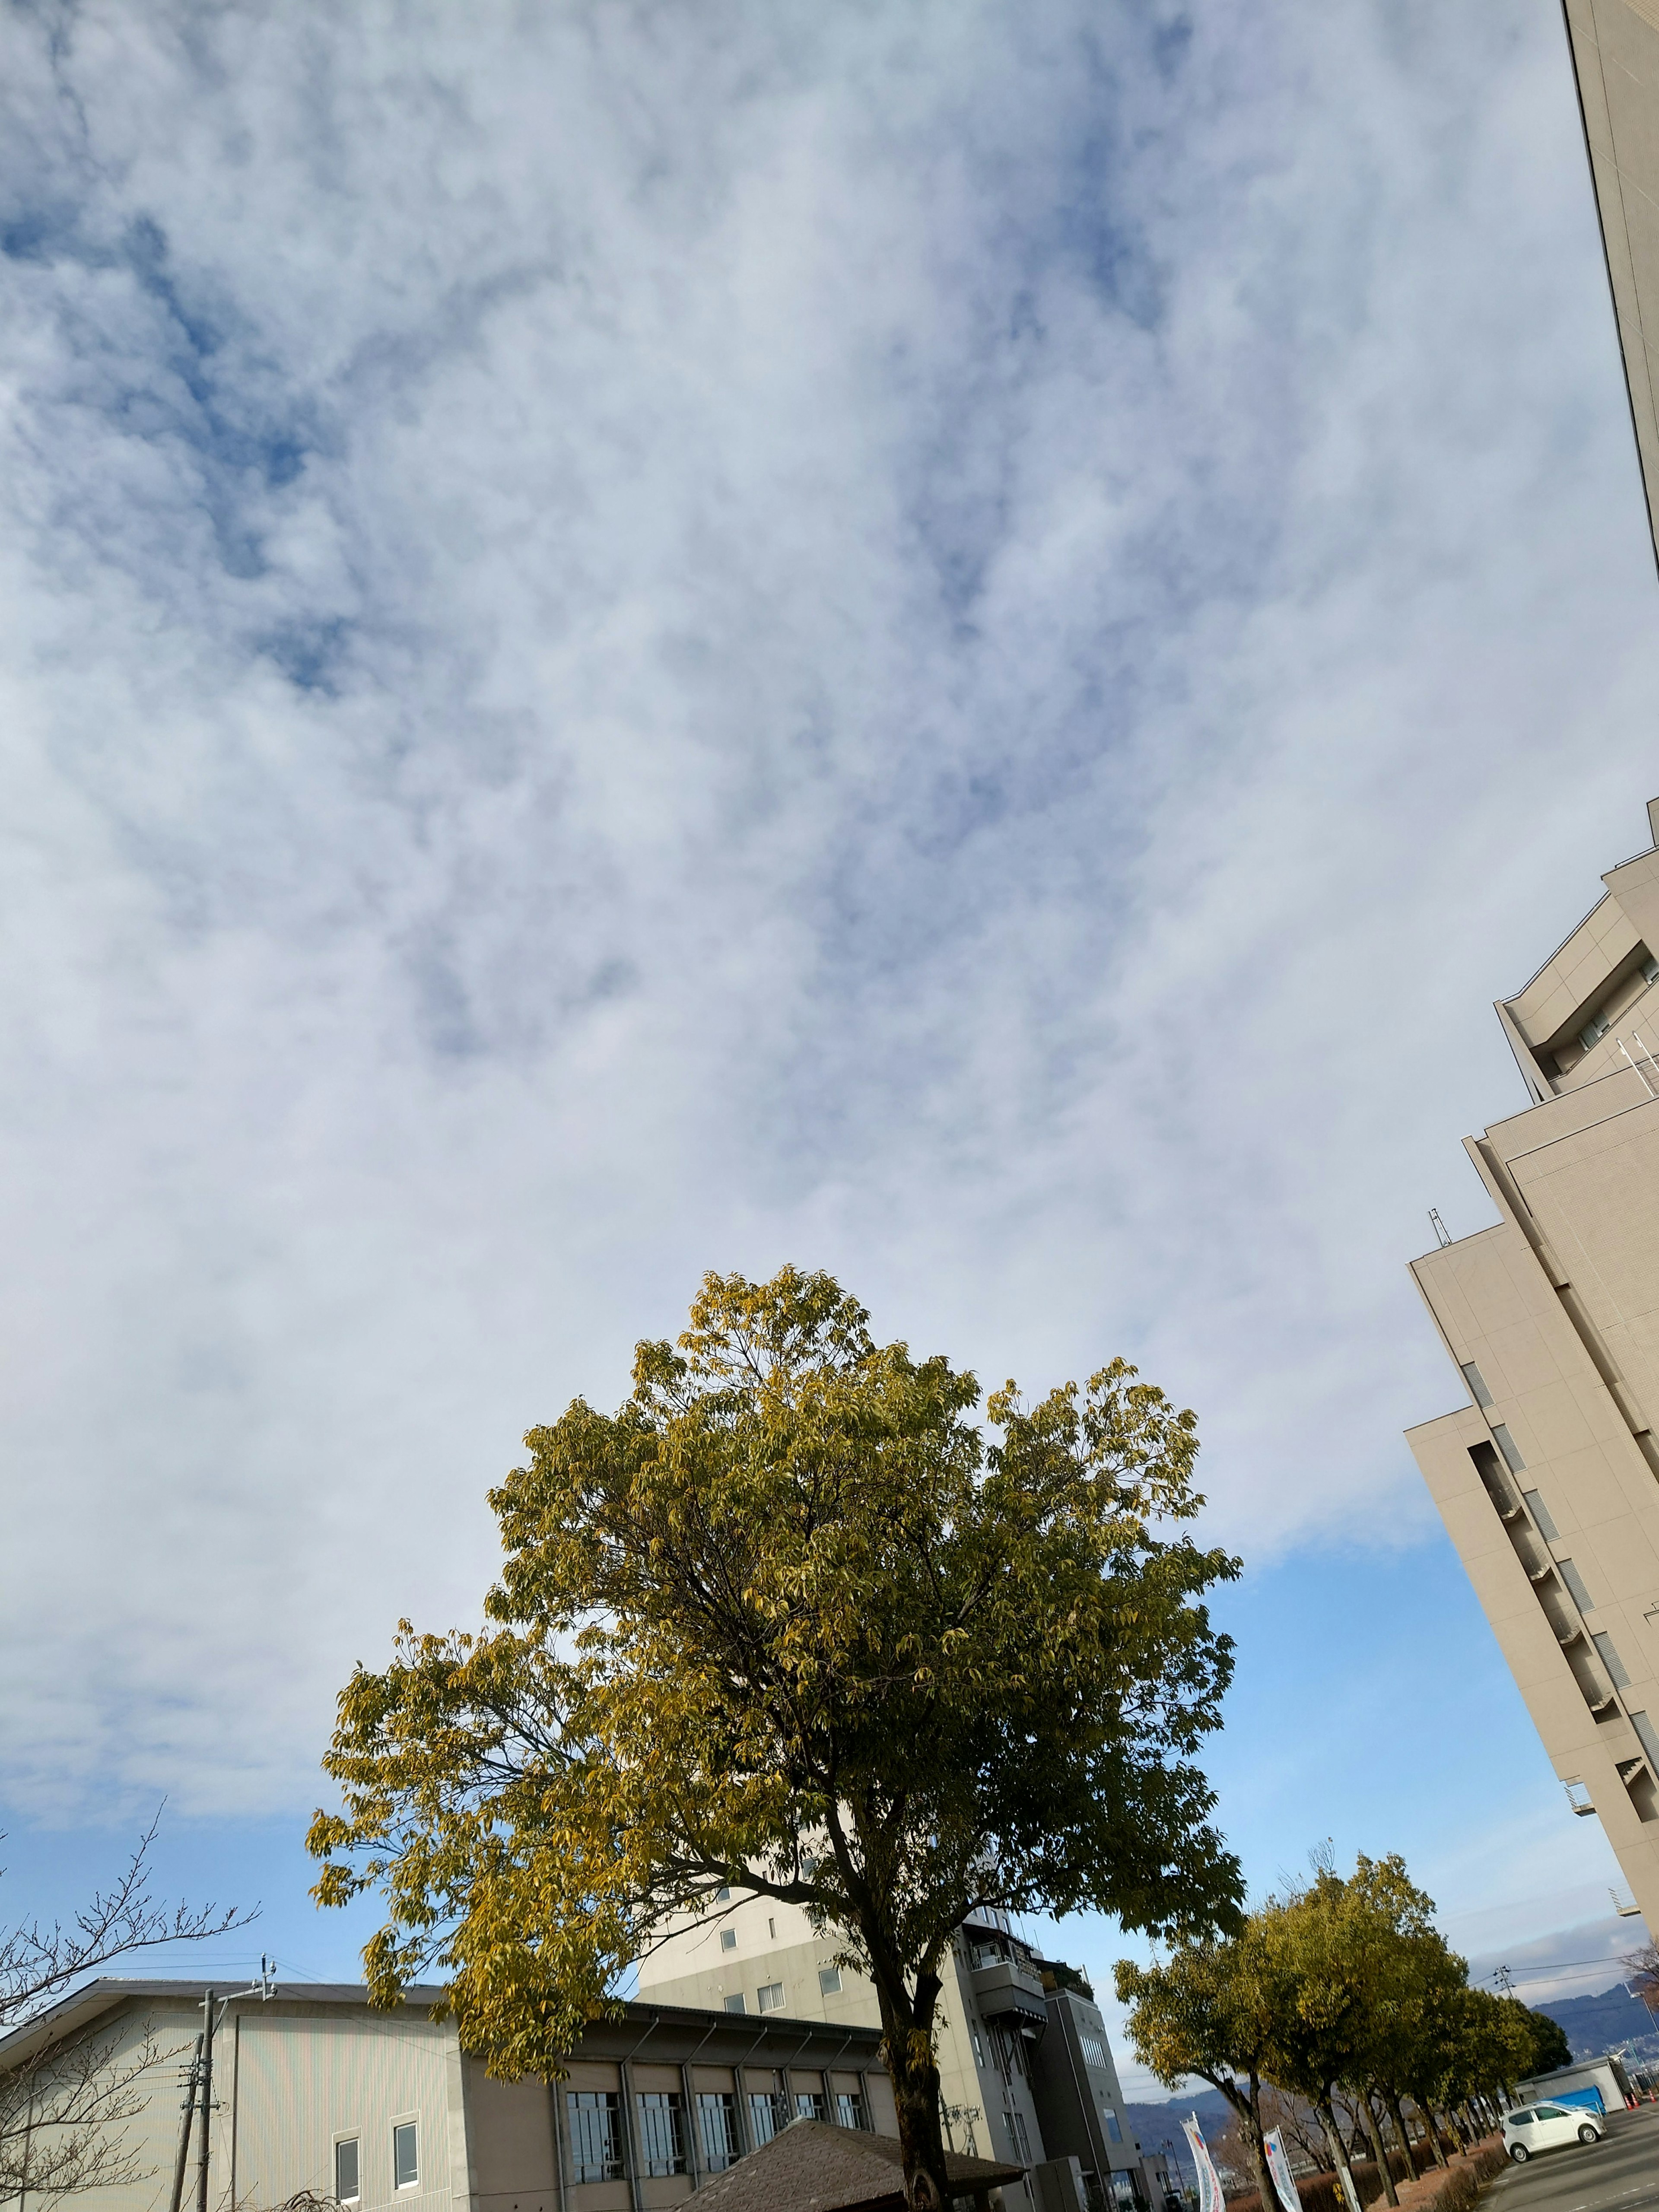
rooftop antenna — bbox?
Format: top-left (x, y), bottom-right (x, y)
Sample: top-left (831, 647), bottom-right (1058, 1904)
top-left (1428, 1209), bottom-right (1451, 1249)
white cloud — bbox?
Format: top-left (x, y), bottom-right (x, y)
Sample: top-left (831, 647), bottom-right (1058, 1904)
top-left (1, 0), bottom-right (1657, 1823)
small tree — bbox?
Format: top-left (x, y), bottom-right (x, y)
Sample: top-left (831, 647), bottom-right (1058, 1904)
top-left (1, 1815), bottom-right (251, 2209)
top-left (309, 1267), bottom-right (1243, 2211)
top-left (1116, 1927), bottom-right (1286, 2212)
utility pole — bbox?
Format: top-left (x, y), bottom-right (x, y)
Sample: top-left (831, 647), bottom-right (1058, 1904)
top-left (197, 1990), bottom-right (215, 2212)
top-left (168, 2035), bottom-right (204, 2212)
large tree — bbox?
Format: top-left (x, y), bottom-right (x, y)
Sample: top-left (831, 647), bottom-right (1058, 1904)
top-left (308, 1266), bottom-right (1242, 2210)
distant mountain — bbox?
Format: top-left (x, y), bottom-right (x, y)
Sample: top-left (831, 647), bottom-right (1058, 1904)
top-left (1122, 2086), bottom-right (1234, 2174)
top-left (1533, 1983), bottom-right (1659, 2063)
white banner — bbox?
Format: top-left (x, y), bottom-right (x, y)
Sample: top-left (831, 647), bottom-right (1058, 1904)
top-left (1263, 2128), bottom-right (1300, 2212)
top-left (1182, 2116), bottom-right (1225, 2212)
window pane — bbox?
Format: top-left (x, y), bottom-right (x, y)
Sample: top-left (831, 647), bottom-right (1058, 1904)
top-left (756, 1981), bottom-right (784, 2013)
top-left (335, 2141), bottom-right (359, 2202)
top-left (1594, 1631), bottom-right (1631, 1688)
top-left (723, 1993), bottom-right (746, 2014)
top-left (795, 2091), bottom-right (827, 2121)
top-left (636, 2092), bottom-right (685, 2178)
top-left (698, 2092), bottom-right (740, 2172)
top-left (818, 1966), bottom-right (842, 1994)
top-left (836, 2092), bottom-right (868, 2132)
top-left (566, 2092), bottom-right (623, 2184)
top-left (1522, 1489), bottom-right (1559, 1541)
top-left (1632, 1711), bottom-right (1659, 1776)
top-left (1558, 1559), bottom-right (1594, 1614)
top-left (1460, 1362), bottom-right (1493, 1408)
top-left (748, 2091), bottom-right (788, 2145)
top-left (1492, 1424), bottom-right (1526, 1473)
top-left (720, 1928), bottom-right (737, 1950)
top-left (1106, 2112), bottom-right (1123, 2143)
top-left (392, 2123), bottom-right (418, 2191)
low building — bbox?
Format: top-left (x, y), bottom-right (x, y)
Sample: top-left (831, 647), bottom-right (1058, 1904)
top-left (636, 1896), bottom-right (1156, 2210)
top-left (0, 1977), bottom-right (896, 2212)
top-left (1513, 2053), bottom-right (1634, 2116)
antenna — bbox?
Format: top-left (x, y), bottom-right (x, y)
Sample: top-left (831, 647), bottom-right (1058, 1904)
top-left (1428, 1209), bottom-right (1451, 1249)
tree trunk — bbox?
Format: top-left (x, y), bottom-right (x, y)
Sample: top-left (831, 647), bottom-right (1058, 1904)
top-left (871, 1978), bottom-right (952, 2212)
top-left (1385, 2093), bottom-right (1417, 2181)
top-left (1215, 2078), bottom-right (1275, 2212)
top-left (1359, 2091), bottom-right (1398, 2207)
top-left (1317, 2099), bottom-right (1363, 2212)
top-left (1413, 2100), bottom-right (1447, 2170)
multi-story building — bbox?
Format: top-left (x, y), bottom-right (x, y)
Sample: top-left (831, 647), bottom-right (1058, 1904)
top-left (634, 1892), bottom-right (1153, 2211)
top-left (1406, 801), bottom-right (1659, 1928)
top-left (1560, 0), bottom-right (1659, 573)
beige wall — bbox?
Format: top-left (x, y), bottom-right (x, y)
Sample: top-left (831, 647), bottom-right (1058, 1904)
top-left (1408, 814), bottom-right (1659, 1932)
top-left (1563, 0), bottom-right (1659, 572)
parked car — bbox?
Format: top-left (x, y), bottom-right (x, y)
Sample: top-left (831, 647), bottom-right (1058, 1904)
top-left (1502, 2102), bottom-right (1605, 2162)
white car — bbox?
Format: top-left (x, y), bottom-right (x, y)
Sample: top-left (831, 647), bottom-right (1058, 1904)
top-left (1502, 2101), bottom-right (1605, 2161)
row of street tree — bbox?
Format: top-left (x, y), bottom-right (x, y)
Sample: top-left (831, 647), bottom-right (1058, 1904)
top-left (1116, 1853), bottom-right (1571, 2212)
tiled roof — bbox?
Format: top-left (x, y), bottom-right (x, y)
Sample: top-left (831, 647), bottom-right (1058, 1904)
top-left (693, 2117), bottom-right (1023, 2211)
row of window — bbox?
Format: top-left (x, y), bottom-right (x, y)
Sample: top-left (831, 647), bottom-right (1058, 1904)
top-left (565, 2085), bottom-right (868, 2183)
top-left (718, 1966), bottom-right (840, 2017)
top-left (334, 2121), bottom-right (418, 2203)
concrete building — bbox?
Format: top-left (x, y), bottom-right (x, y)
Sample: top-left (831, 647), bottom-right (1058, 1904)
top-left (1405, 800), bottom-right (1659, 1929)
top-left (1561, 0), bottom-right (1659, 574)
top-left (635, 1896), bottom-right (1153, 2211)
top-left (0, 1978), bottom-right (893, 2212)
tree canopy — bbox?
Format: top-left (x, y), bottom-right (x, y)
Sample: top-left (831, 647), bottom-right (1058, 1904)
top-left (309, 1265), bottom-right (1242, 2210)
top-left (1119, 1850), bottom-right (1546, 2212)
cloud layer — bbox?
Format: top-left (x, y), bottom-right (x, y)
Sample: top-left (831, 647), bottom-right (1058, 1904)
top-left (3, 0), bottom-right (1659, 1818)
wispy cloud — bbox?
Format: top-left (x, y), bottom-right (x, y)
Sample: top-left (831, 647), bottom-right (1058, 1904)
top-left (1, 0), bottom-right (1657, 1820)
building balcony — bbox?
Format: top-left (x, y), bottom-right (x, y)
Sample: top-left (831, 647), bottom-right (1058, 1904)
top-left (969, 1956), bottom-right (1050, 2030)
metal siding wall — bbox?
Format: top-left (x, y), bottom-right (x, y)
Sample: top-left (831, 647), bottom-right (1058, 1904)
top-left (235, 2011), bottom-right (457, 2212)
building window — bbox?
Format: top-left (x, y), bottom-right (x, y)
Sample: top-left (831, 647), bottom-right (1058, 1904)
top-left (795, 2091), bottom-right (828, 2122)
top-left (392, 2123), bottom-right (418, 2192)
top-left (1077, 2030), bottom-right (1110, 2073)
top-left (1105, 2110), bottom-right (1123, 2143)
top-left (1558, 1559), bottom-right (1594, 1614)
top-left (1594, 1631), bottom-right (1631, 1689)
top-left (971, 2030), bottom-right (985, 2066)
top-left (723, 1992), bottom-right (746, 2014)
top-left (720, 1928), bottom-right (737, 1951)
top-left (334, 2140), bottom-right (360, 2204)
top-left (715, 1885), bottom-right (731, 1901)
top-left (768, 1917), bottom-right (776, 1939)
top-left (566, 2092), bottom-right (623, 2184)
top-left (697, 2092), bottom-right (740, 2172)
top-left (1491, 1424), bottom-right (1526, 1474)
top-left (756, 1981), bottom-right (785, 2012)
top-left (636, 2091), bottom-right (686, 2177)
top-left (836, 2091), bottom-right (869, 2131)
top-left (1008, 2110), bottom-right (1033, 2166)
top-left (1522, 1490), bottom-right (1559, 1541)
top-left (1580, 1010), bottom-right (1612, 1052)
top-left (819, 1966), bottom-right (842, 1995)
top-left (749, 2090), bottom-right (790, 2145)
top-left (1460, 1362), bottom-right (1493, 1408)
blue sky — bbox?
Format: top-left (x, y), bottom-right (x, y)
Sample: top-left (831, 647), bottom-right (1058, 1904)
top-left (3, 0), bottom-right (1659, 2101)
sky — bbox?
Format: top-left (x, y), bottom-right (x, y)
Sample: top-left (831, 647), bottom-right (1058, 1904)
top-left (3, 0), bottom-right (1659, 2104)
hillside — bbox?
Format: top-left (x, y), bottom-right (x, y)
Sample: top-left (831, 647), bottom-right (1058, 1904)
top-left (1533, 1982), bottom-right (1659, 2065)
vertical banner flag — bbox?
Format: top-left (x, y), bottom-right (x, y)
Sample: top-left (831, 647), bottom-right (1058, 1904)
top-left (1182, 2117), bottom-right (1224, 2212)
top-left (1264, 2129), bottom-right (1301, 2212)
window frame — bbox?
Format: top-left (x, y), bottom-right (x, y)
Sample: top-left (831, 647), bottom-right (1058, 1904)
top-left (333, 2136), bottom-right (361, 2206)
top-left (390, 2116), bottom-right (420, 2194)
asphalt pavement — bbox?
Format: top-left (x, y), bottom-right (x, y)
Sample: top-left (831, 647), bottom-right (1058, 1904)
top-left (1487, 2105), bottom-right (1659, 2212)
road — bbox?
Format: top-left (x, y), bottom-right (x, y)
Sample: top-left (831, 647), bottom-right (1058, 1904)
top-left (1489, 2104), bottom-right (1659, 2212)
